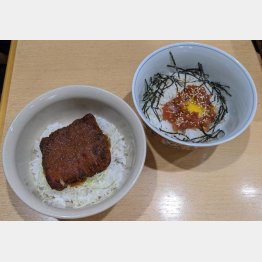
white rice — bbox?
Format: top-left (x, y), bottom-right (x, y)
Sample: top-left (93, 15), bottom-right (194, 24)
top-left (29, 116), bottom-right (129, 209)
top-left (143, 73), bottom-right (226, 139)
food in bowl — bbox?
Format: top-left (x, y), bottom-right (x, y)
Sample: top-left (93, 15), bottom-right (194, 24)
top-left (142, 52), bottom-right (231, 143)
top-left (3, 85), bottom-right (146, 218)
top-left (40, 114), bottom-right (111, 191)
top-left (30, 113), bottom-right (129, 209)
top-left (133, 43), bottom-right (257, 148)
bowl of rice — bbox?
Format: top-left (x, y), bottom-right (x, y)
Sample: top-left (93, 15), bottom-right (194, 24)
top-left (2, 85), bottom-right (146, 219)
top-left (132, 42), bottom-right (257, 149)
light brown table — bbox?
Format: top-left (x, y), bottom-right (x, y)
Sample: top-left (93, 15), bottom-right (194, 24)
top-left (0, 41), bottom-right (261, 221)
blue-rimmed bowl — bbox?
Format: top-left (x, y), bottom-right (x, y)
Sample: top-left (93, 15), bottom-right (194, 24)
top-left (132, 42), bottom-right (257, 148)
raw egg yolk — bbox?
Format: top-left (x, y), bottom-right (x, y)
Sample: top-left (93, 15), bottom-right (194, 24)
top-left (185, 100), bottom-right (204, 116)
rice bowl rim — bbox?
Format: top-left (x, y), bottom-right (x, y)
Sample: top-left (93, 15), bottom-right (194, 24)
top-left (132, 42), bottom-right (258, 147)
top-left (2, 85), bottom-right (147, 219)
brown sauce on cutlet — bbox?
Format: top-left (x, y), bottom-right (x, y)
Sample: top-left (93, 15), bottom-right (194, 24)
top-left (69, 134), bottom-right (111, 188)
top-left (40, 114), bottom-right (111, 191)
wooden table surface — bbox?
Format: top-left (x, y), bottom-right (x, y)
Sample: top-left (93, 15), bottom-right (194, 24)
top-left (0, 40), bottom-right (261, 221)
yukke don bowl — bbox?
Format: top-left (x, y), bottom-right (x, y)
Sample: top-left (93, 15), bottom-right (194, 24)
top-left (132, 42), bottom-right (258, 149)
top-left (2, 85), bottom-right (146, 219)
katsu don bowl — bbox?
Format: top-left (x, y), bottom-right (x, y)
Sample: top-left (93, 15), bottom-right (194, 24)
top-left (2, 85), bottom-right (146, 219)
top-left (132, 42), bottom-right (257, 149)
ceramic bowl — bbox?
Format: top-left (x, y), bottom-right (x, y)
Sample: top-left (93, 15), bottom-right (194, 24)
top-left (2, 85), bottom-right (146, 219)
top-left (132, 42), bottom-right (257, 148)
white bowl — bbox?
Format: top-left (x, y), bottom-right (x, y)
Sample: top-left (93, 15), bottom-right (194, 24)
top-left (132, 42), bottom-right (258, 148)
top-left (2, 85), bottom-right (146, 219)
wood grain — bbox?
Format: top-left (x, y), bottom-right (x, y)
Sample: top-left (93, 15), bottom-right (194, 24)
top-left (0, 41), bottom-right (262, 220)
top-left (0, 41), bottom-right (17, 143)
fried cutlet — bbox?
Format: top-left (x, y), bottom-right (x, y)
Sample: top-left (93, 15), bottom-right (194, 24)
top-left (40, 114), bottom-right (111, 191)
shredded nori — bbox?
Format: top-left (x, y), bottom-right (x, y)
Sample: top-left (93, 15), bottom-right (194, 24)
top-left (142, 51), bottom-right (231, 143)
